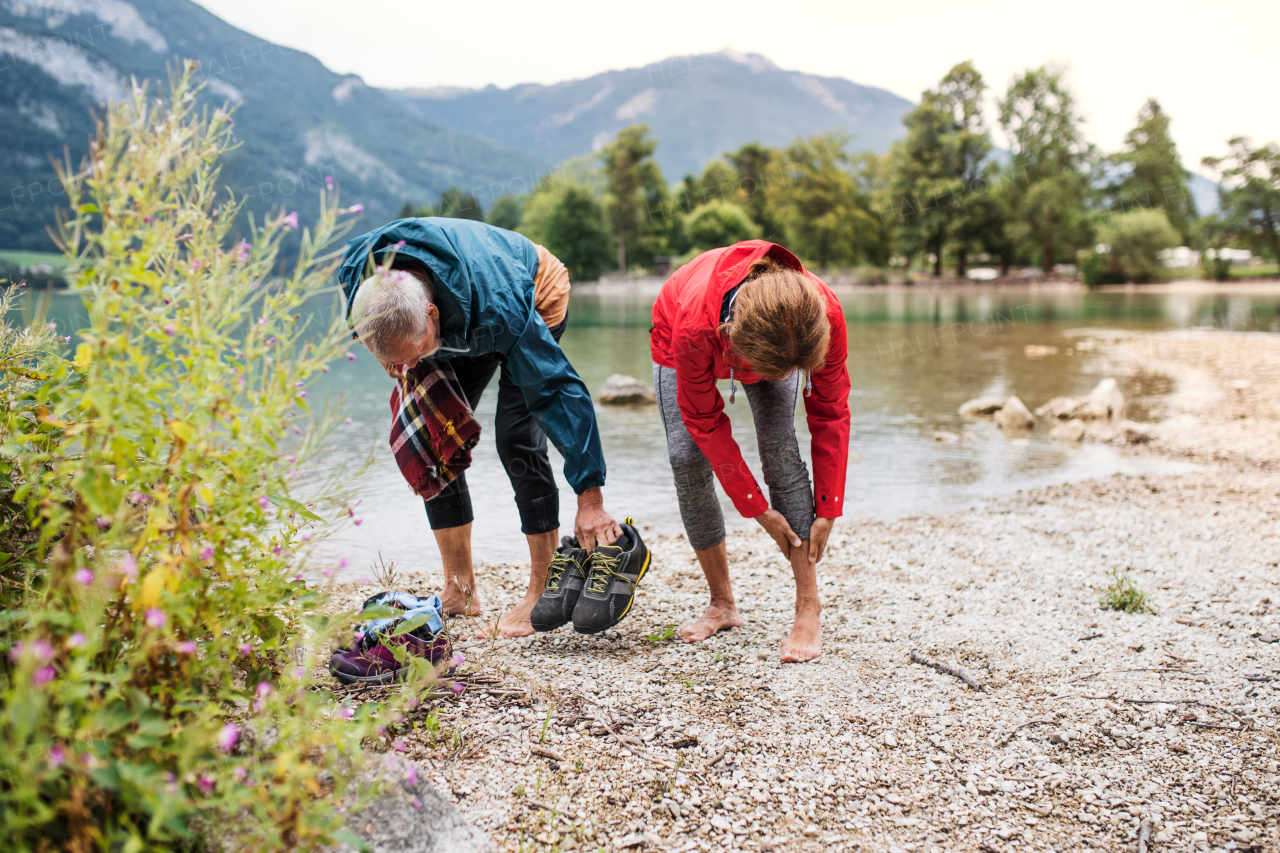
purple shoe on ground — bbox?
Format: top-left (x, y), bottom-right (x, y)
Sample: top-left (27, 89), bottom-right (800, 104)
top-left (328, 592), bottom-right (449, 684)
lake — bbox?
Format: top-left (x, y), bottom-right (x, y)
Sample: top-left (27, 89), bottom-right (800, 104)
top-left (19, 283), bottom-right (1280, 577)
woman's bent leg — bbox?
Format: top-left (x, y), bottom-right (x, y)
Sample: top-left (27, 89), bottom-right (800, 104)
top-left (654, 365), bottom-right (741, 641)
top-left (744, 375), bottom-right (822, 661)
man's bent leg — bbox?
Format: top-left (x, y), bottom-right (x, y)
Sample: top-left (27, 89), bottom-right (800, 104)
top-left (434, 522), bottom-right (483, 616)
top-left (483, 318), bottom-right (566, 636)
top-left (780, 540), bottom-right (822, 662)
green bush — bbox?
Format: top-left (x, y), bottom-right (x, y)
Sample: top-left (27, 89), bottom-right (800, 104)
top-left (1090, 209), bottom-right (1180, 284)
top-left (526, 185), bottom-right (614, 281)
top-left (0, 67), bottom-right (411, 852)
top-left (1099, 570), bottom-right (1154, 614)
top-left (683, 200), bottom-right (761, 253)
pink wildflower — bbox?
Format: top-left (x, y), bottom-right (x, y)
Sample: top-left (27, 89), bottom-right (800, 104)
top-left (190, 259), bottom-right (203, 271)
top-left (234, 766), bottom-right (247, 780)
top-left (356, 575), bottom-right (370, 585)
top-left (344, 417), bottom-right (352, 425)
top-left (257, 682), bottom-right (272, 697)
top-left (298, 391), bottom-right (307, 398)
top-left (48, 743), bottom-right (66, 769)
top-left (451, 682), bottom-right (464, 694)
top-left (74, 568), bottom-right (94, 585)
top-left (394, 740), bottom-right (406, 753)
top-left (406, 764), bottom-right (418, 786)
top-left (145, 608), bottom-right (166, 628)
top-left (164, 324), bottom-right (175, 337)
top-left (283, 211), bottom-right (298, 230)
top-left (411, 798), bottom-right (422, 809)
top-left (33, 666), bottom-right (56, 686)
top-left (239, 643), bottom-right (252, 655)
top-left (339, 706), bottom-right (354, 720)
top-left (120, 553), bottom-right (138, 580)
top-left (353, 517), bottom-right (363, 526)
top-left (346, 353), bottom-right (356, 362)
top-left (235, 241), bottom-right (250, 261)
top-left (177, 641), bottom-right (197, 653)
top-left (325, 175), bottom-right (334, 189)
top-left (394, 240), bottom-right (406, 249)
top-left (197, 775), bottom-right (214, 794)
top-left (218, 723), bottom-right (239, 752)
top-left (257, 495), bottom-right (270, 510)
top-left (338, 558), bottom-right (348, 569)
top-left (349, 204), bottom-right (364, 214)
top-left (67, 632), bottom-right (85, 649)
top-left (293, 666), bottom-right (305, 678)
top-left (200, 546), bottom-right (214, 562)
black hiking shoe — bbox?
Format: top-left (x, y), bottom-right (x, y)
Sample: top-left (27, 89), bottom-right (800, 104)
top-left (572, 519), bottom-right (651, 634)
top-left (530, 536), bottom-right (589, 632)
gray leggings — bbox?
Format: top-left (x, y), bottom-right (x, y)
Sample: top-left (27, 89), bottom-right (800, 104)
top-left (654, 364), bottom-right (814, 551)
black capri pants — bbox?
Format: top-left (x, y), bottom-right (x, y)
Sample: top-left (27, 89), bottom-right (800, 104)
top-left (423, 317), bottom-right (567, 535)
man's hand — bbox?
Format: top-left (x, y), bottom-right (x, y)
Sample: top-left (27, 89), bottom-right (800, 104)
top-left (381, 359), bottom-right (407, 380)
top-left (808, 517), bottom-right (834, 564)
top-left (754, 508), bottom-right (801, 558)
top-left (575, 486), bottom-right (621, 552)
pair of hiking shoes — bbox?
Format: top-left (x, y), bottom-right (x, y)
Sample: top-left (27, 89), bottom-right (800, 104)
top-left (532, 518), bottom-right (651, 634)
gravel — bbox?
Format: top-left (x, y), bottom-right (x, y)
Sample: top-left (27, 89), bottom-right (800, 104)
top-left (326, 327), bottom-right (1280, 852)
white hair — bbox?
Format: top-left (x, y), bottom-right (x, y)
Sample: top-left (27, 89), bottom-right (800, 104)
top-left (350, 268), bottom-right (432, 361)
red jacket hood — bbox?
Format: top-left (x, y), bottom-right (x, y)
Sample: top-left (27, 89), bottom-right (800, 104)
top-left (694, 241), bottom-right (807, 331)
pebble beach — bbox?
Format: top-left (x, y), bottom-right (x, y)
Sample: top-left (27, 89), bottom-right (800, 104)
top-left (330, 326), bottom-right (1280, 853)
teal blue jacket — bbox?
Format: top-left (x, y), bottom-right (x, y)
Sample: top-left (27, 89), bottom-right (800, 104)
top-left (338, 217), bottom-right (605, 494)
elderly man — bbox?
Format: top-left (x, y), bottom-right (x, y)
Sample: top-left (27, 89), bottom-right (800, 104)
top-left (338, 216), bottom-right (621, 637)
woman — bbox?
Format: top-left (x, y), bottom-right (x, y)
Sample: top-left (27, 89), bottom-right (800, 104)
top-left (650, 241), bottom-right (850, 662)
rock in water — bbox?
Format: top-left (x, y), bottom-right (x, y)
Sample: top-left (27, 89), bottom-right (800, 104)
top-left (1036, 397), bottom-right (1078, 420)
top-left (959, 396), bottom-right (1006, 417)
top-left (1086, 378), bottom-right (1125, 421)
top-left (1049, 419), bottom-right (1086, 442)
top-left (328, 756), bottom-right (493, 853)
top-left (994, 395), bottom-right (1035, 430)
top-left (597, 374), bottom-right (656, 405)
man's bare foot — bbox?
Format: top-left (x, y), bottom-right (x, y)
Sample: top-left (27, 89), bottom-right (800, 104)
top-left (780, 609), bottom-right (822, 662)
top-left (476, 593), bottom-right (538, 639)
top-left (680, 601), bottom-right (742, 642)
top-left (438, 582), bottom-right (483, 617)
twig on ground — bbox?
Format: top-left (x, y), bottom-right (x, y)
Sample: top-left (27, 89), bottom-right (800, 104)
top-left (1138, 818), bottom-right (1152, 853)
top-left (1078, 633), bottom-right (1103, 641)
top-left (911, 650), bottom-right (986, 692)
top-left (995, 719), bottom-right (1056, 747)
top-left (530, 745), bottom-right (565, 762)
top-left (524, 798), bottom-right (554, 811)
top-left (1069, 667), bottom-right (1207, 683)
top-left (708, 747), bottom-right (728, 767)
top-left (583, 701), bottom-right (674, 769)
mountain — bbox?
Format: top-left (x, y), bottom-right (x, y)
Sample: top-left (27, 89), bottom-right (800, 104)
top-left (0, 0), bottom-right (546, 251)
top-left (390, 50), bottom-right (915, 183)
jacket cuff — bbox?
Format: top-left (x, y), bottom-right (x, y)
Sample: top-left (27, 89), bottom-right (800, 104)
top-left (572, 476), bottom-right (605, 495)
top-left (731, 488), bottom-right (769, 518)
top-left (815, 491), bottom-right (844, 518)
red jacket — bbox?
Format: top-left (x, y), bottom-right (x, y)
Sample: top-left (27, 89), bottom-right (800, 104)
top-left (650, 242), bottom-right (851, 520)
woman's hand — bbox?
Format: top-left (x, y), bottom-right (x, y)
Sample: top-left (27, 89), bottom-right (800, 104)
top-left (808, 517), bottom-right (834, 564)
top-left (754, 508), bottom-right (802, 557)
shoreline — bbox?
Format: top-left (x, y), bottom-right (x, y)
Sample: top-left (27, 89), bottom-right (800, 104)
top-left (328, 325), bottom-right (1280, 853)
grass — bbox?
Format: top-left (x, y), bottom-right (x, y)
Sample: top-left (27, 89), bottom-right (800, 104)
top-left (1166, 264), bottom-right (1279, 280)
top-left (0, 250), bottom-right (69, 270)
top-left (643, 624), bottom-right (678, 642)
top-left (1100, 569), bottom-right (1155, 614)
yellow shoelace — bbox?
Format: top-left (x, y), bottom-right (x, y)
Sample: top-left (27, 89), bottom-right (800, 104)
top-left (545, 551), bottom-right (578, 592)
top-left (586, 552), bottom-right (625, 594)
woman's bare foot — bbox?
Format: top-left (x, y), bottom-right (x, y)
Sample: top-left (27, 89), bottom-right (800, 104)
top-left (476, 593), bottom-right (538, 638)
top-left (680, 601), bottom-right (742, 642)
top-left (780, 607), bottom-right (822, 662)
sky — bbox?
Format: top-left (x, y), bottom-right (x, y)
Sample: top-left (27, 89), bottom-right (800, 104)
top-left (197, 0), bottom-right (1278, 172)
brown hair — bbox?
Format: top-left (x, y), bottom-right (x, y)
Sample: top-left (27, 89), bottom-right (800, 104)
top-left (720, 256), bottom-right (831, 380)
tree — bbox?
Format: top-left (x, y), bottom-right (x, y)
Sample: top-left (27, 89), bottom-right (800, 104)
top-left (534, 186), bottom-right (614, 281)
top-left (1202, 138), bottom-right (1280, 264)
top-left (1093, 209), bottom-right (1180, 283)
top-left (684, 201), bottom-right (761, 252)
top-left (772, 133), bottom-right (876, 269)
top-left (437, 187), bottom-right (484, 220)
top-left (487, 194), bottom-right (523, 231)
top-left (1108, 99), bottom-right (1196, 242)
top-left (727, 142), bottom-right (786, 242)
top-left (890, 61), bottom-right (997, 277)
top-left (600, 124), bottom-right (666, 272)
top-left (998, 66), bottom-right (1095, 271)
